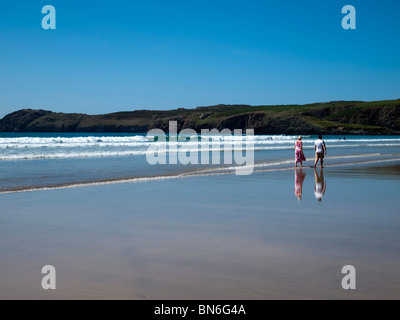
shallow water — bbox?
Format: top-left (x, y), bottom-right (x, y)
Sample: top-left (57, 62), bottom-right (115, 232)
top-left (1, 134), bottom-right (400, 193)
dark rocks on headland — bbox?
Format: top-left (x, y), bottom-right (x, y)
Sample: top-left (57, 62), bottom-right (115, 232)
top-left (0, 100), bottom-right (399, 135)
top-left (0, 109), bottom-right (52, 132)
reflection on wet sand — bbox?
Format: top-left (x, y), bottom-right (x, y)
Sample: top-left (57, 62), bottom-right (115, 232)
top-left (1, 164), bottom-right (400, 299)
top-left (294, 168), bottom-right (306, 201)
top-left (314, 168), bottom-right (327, 202)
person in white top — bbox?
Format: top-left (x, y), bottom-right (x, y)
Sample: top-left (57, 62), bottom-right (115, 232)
top-left (314, 135), bottom-right (327, 168)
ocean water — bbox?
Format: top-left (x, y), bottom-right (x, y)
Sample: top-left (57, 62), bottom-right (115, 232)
top-left (1, 133), bottom-right (400, 192)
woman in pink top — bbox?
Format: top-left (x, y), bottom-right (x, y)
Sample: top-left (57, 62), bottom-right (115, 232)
top-left (295, 136), bottom-right (306, 167)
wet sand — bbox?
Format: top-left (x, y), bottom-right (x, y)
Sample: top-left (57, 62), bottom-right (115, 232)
top-left (0, 162), bottom-right (399, 299)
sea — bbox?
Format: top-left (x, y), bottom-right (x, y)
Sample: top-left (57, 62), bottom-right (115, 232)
top-left (1, 133), bottom-right (400, 193)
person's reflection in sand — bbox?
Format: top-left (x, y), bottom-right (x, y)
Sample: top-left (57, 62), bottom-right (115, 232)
top-left (294, 168), bottom-right (306, 201)
top-left (314, 168), bottom-right (327, 202)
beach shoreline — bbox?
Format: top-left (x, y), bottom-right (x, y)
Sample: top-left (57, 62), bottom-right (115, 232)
top-left (1, 155), bottom-right (400, 195)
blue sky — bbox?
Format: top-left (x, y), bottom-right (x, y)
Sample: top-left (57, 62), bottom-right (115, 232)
top-left (0, 0), bottom-right (399, 117)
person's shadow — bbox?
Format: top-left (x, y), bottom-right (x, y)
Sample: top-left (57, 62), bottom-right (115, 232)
top-left (314, 168), bottom-right (327, 202)
top-left (294, 168), bottom-right (306, 201)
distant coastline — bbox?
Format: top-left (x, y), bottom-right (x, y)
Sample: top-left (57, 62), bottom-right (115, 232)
top-left (1, 99), bottom-right (399, 135)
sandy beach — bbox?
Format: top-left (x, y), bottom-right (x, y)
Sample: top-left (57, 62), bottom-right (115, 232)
top-left (1, 161), bottom-right (399, 300)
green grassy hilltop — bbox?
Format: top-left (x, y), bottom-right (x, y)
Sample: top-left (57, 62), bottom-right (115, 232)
top-left (1, 99), bottom-right (399, 134)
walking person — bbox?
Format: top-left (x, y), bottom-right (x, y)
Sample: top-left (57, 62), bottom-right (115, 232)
top-left (295, 136), bottom-right (306, 167)
top-left (314, 135), bottom-right (327, 168)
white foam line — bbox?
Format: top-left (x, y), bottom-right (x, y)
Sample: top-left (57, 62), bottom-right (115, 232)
top-left (0, 175), bottom-right (184, 195)
top-left (2, 140), bottom-right (399, 149)
top-left (2, 142), bottom-right (398, 161)
top-left (2, 157), bottom-right (400, 195)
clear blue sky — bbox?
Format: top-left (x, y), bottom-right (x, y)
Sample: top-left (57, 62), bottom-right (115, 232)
top-left (0, 0), bottom-right (399, 117)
